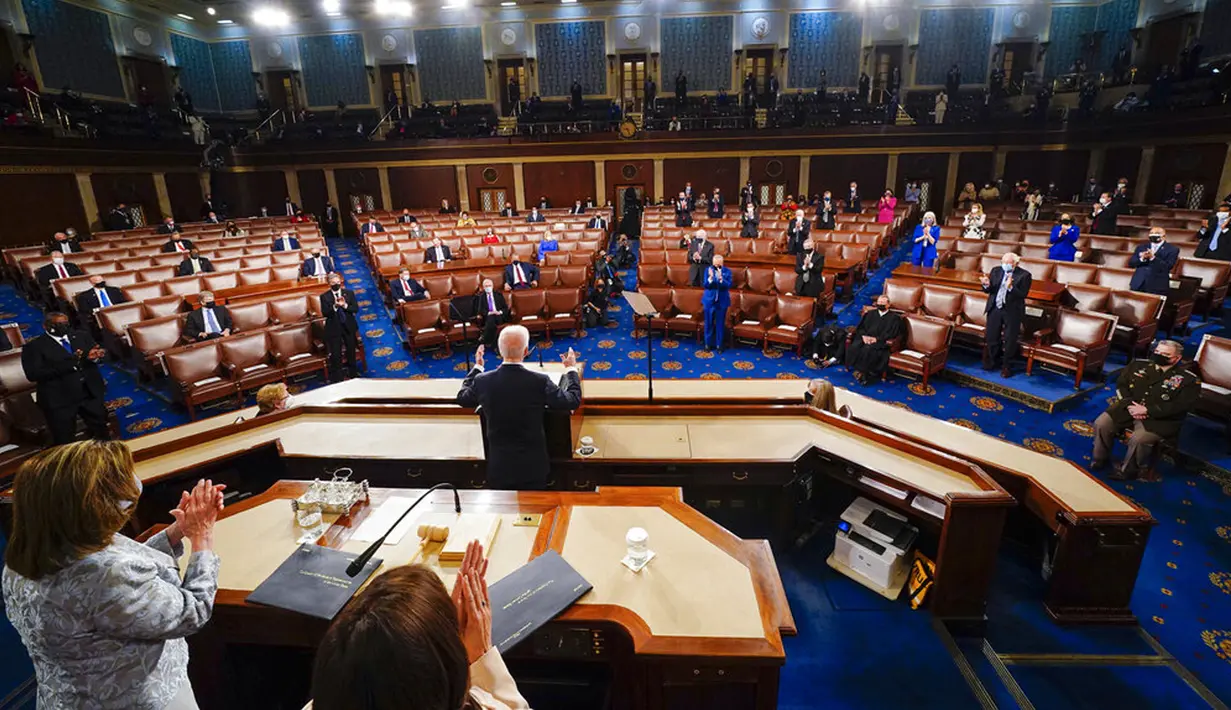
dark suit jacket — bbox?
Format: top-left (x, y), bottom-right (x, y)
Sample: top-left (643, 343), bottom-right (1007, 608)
top-left (504, 262), bottom-right (539, 289)
top-left (981, 266), bottom-right (1033, 314)
top-left (184, 305), bottom-right (234, 340)
top-left (75, 286), bottom-right (127, 313)
top-left (844, 193), bottom-right (862, 213)
top-left (177, 257), bottom-right (215, 276)
top-left (282, 201), bottom-right (300, 216)
top-left (526, 213), bottom-right (546, 223)
top-left (360, 223), bottom-right (385, 236)
top-left (456, 364), bottom-right (582, 488)
top-left (301, 255), bottom-right (335, 277)
top-left (200, 201), bottom-right (218, 218)
top-left (686, 239), bottom-right (716, 285)
top-left (157, 223), bottom-right (183, 235)
top-left (21, 331), bottom-right (105, 410)
top-left (500, 208), bottom-right (519, 217)
top-left (37, 262), bottom-right (83, 290)
top-left (472, 291), bottom-right (508, 325)
top-left (105, 210), bottom-right (134, 231)
top-left (794, 250), bottom-right (826, 297)
top-left (161, 238), bottom-right (194, 253)
top-left (586, 216), bottom-right (608, 229)
top-left (46, 238), bottom-right (84, 254)
top-left (272, 237), bottom-right (301, 252)
top-left (424, 245), bottom-right (452, 263)
top-left (1196, 217), bottom-right (1231, 261)
top-left (391, 277), bottom-right (427, 302)
top-left (1129, 242), bottom-right (1179, 295)
top-left (320, 288), bottom-right (359, 336)
top-left (707, 197), bottom-right (724, 218)
top-left (675, 211), bottom-right (694, 228)
top-left (568, 206), bottom-right (586, 215)
top-left (786, 218), bottom-right (812, 250)
top-left (1089, 205), bottom-right (1119, 234)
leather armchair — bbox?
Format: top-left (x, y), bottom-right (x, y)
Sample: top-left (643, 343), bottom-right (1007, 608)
top-left (664, 287), bottom-right (705, 342)
top-left (920, 285), bottom-right (964, 321)
top-left (633, 287), bottom-right (673, 336)
top-left (952, 292), bottom-right (990, 352)
top-left (164, 342), bottom-right (239, 420)
top-left (745, 267), bottom-right (775, 294)
top-left (229, 302), bottom-right (272, 331)
top-left (97, 303), bottom-right (145, 358)
top-left (1054, 262), bottom-right (1098, 285)
top-left (637, 263), bottom-right (668, 287)
top-left (221, 332), bottom-right (282, 393)
top-left (889, 314), bottom-right (954, 388)
top-left (0, 350), bottom-right (33, 398)
top-left (270, 323), bottom-right (328, 381)
top-left (1108, 290), bottom-right (1162, 358)
top-left (545, 288), bottom-right (584, 338)
top-left (557, 265), bottom-right (589, 289)
top-left (510, 289), bottom-right (549, 337)
top-left (143, 295), bottom-right (185, 320)
top-left (1176, 258), bottom-right (1230, 316)
top-left (765, 295), bottom-right (816, 355)
top-left (269, 295), bottom-right (313, 324)
top-left (402, 300), bottom-right (451, 357)
top-left (1193, 334), bottom-right (1231, 438)
top-left (1022, 310), bottom-right (1116, 389)
top-left (730, 292), bottom-right (776, 349)
top-left (666, 264), bottom-right (693, 287)
top-left (130, 315), bottom-right (189, 379)
top-left (1065, 284), bottom-right (1111, 313)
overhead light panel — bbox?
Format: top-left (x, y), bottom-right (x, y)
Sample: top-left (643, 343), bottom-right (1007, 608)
top-left (176, 13), bottom-right (194, 20)
top-left (375, 0), bottom-right (412, 15)
top-left (206, 7), bottom-right (216, 15)
top-left (252, 7), bottom-right (290, 25)
top-left (561, 0), bottom-right (576, 4)
top-left (501, 1), bottom-right (516, 5)
top-left (322, 0), bottom-right (341, 12)
top-left (217, 18), bottom-right (233, 23)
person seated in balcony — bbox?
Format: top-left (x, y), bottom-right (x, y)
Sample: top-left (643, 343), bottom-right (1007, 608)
top-left (956, 182), bottom-right (978, 208)
top-left (1163, 183), bottom-right (1186, 208)
top-left (911, 211), bottom-right (941, 267)
top-left (156, 217), bottom-right (183, 235)
top-left (223, 221), bottom-right (245, 237)
top-left (359, 217), bottom-right (385, 238)
top-left (160, 233), bottom-right (193, 254)
top-left (977, 182), bottom-right (1000, 202)
top-left (177, 249), bottom-right (215, 276)
top-left (390, 267), bottom-right (428, 304)
top-left (526, 207), bottom-right (546, 224)
top-left (439, 198), bottom-right (456, 215)
top-left (184, 291), bottom-right (232, 341)
top-left (456, 211), bottom-right (477, 228)
top-left (503, 255), bottom-right (538, 291)
top-left (845, 294), bottom-right (902, 385)
top-left (904, 182), bottom-right (921, 204)
top-left (538, 196), bottom-right (551, 209)
top-left (667, 116), bottom-right (682, 131)
top-left (396, 209), bottom-right (415, 225)
top-left (424, 237), bottom-right (452, 265)
top-left (568, 200), bottom-right (586, 215)
top-left (302, 248), bottom-right (334, 278)
top-left (271, 231), bottom-right (300, 252)
top-left (203, 211), bottom-right (221, 224)
top-left (499, 201), bottom-right (518, 217)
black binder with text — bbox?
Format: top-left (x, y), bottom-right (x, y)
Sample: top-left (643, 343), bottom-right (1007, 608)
top-left (488, 550), bottom-right (592, 653)
top-left (246, 544), bottom-right (383, 620)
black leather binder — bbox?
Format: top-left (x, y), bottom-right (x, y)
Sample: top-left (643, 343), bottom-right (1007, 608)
top-left (489, 550), bottom-right (592, 653)
top-left (246, 544), bottom-right (383, 620)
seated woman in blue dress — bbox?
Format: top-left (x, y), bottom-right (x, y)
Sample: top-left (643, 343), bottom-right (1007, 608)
top-left (911, 211), bottom-right (940, 267)
top-left (1047, 213), bottom-right (1080, 261)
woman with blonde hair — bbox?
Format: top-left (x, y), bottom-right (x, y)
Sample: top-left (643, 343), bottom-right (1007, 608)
top-left (963, 202), bottom-right (987, 239)
top-left (3, 440), bottom-right (224, 709)
top-left (805, 378), bottom-right (836, 412)
top-left (255, 382), bottom-right (291, 417)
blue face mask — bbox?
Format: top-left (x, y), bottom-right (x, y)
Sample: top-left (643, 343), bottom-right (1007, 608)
top-left (1002, 263), bottom-right (1014, 272)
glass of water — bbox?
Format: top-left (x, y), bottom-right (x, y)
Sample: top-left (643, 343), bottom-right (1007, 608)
top-left (626, 527), bottom-right (649, 566)
top-left (296, 502), bottom-right (323, 530)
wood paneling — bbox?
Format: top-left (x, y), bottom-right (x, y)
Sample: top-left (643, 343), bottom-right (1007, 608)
top-left (0, 173), bottom-right (88, 247)
top-left (1103, 147), bottom-right (1142, 189)
top-left (214, 170), bottom-right (289, 219)
top-left (747, 156), bottom-right (800, 198)
top-left (605, 160), bottom-right (654, 206)
top-left (91, 172), bottom-right (160, 223)
top-left (334, 167), bottom-right (382, 212)
top-left (895, 153), bottom-right (949, 208)
top-left (465, 163), bottom-right (514, 211)
top-left (1147, 143), bottom-right (1227, 209)
top-left (165, 172), bottom-right (204, 222)
top-left (1003, 150), bottom-right (1089, 202)
top-left (956, 152), bottom-right (994, 196)
top-left (808, 154), bottom-right (889, 198)
top-left (388, 166), bottom-right (459, 210)
top-left (297, 169), bottom-right (329, 215)
top-left (523, 162), bottom-right (596, 209)
top-left (662, 158), bottom-right (740, 204)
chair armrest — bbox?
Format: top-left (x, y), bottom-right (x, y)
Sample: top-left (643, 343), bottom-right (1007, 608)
top-left (1033, 327), bottom-right (1055, 344)
top-left (1085, 340), bottom-right (1112, 361)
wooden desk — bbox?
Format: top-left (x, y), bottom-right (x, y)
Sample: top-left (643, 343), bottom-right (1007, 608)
top-left (179, 482), bottom-right (793, 710)
top-left (891, 264), bottom-right (1068, 304)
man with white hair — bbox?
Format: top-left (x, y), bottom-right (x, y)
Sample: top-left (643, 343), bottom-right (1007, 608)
top-left (472, 278), bottom-right (508, 349)
top-left (456, 326), bottom-right (583, 489)
top-left (686, 229), bottom-right (715, 286)
top-left (786, 208), bottom-right (811, 254)
top-left (979, 251), bottom-right (1032, 378)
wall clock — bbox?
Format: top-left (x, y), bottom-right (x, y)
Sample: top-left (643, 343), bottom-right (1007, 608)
top-left (619, 119), bottom-right (638, 140)
top-left (1012, 11), bottom-right (1031, 30)
top-left (501, 28), bottom-right (517, 46)
top-left (624, 22), bottom-right (642, 42)
top-left (267, 41), bottom-right (283, 59)
top-left (132, 27), bottom-right (153, 47)
top-left (883, 14), bottom-right (901, 32)
top-left (381, 34), bottom-right (398, 52)
top-left (751, 17), bottom-right (770, 41)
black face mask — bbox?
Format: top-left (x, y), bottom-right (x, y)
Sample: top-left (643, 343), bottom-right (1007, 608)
top-left (1150, 352), bottom-right (1173, 366)
top-left (1149, 235), bottom-right (1163, 244)
top-left (46, 323), bottom-right (67, 337)
top-left (331, 284), bottom-right (342, 291)
top-left (877, 305), bottom-right (889, 313)
top-left (202, 299), bottom-right (214, 307)
top-left (94, 281), bottom-right (107, 289)
top-left (1060, 219), bottom-right (1072, 226)
top-left (312, 253), bottom-right (321, 259)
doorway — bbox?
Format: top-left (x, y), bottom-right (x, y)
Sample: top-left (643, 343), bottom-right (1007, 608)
top-left (872, 45), bottom-right (904, 99)
top-left (1001, 42), bottom-right (1036, 91)
top-left (123, 56), bottom-right (169, 105)
top-left (757, 183), bottom-right (786, 207)
top-left (477, 188), bottom-right (508, 213)
top-left (615, 184), bottom-right (644, 232)
top-left (1144, 15), bottom-right (1189, 76)
top-left (266, 70), bottom-right (298, 113)
top-left (498, 59), bottom-right (526, 117)
top-left (379, 64), bottom-right (408, 118)
top-left (619, 54), bottom-right (647, 113)
top-left (744, 48), bottom-right (775, 100)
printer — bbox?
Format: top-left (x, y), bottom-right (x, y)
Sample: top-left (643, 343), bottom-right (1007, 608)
top-left (829, 497), bottom-right (918, 598)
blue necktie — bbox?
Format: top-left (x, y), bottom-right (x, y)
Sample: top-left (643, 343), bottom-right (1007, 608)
top-left (97, 289), bottom-right (111, 308)
top-left (204, 308), bottom-right (220, 334)
top-left (60, 337), bottom-right (72, 353)
top-left (1212, 222), bottom-right (1224, 251)
top-left (996, 270), bottom-right (1011, 309)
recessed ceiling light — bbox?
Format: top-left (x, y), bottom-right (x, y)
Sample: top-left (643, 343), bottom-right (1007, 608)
top-left (206, 6), bottom-right (216, 15)
top-left (217, 18), bottom-right (233, 24)
top-left (252, 7), bottom-right (290, 26)
top-left (501, 1), bottom-right (516, 5)
top-left (176, 13), bottom-right (194, 20)
top-left (323, 0), bottom-right (341, 11)
top-left (561, 0), bottom-right (576, 4)
top-left (375, 0), bottom-right (412, 15)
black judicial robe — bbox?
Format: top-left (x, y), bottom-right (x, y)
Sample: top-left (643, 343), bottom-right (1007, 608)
top-left (845, 309), bottom-right (902, 378)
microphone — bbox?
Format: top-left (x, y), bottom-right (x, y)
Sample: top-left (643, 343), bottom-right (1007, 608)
top-left (347, 482), bottom-right (462, 577)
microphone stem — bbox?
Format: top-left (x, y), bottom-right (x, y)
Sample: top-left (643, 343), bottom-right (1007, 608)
top-left (346, 482), bottom-right (461, 577)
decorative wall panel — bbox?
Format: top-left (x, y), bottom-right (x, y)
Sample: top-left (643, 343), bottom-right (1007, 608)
top-left (660, 16), bottom-right (734, 93)
top-left (534, 20), bottom-right (607, 97)
top-left (1202, 0), bottom-right (1231, 58)
top-left (21, 0), bottom-right (124, 97)
top-left (1045, 5), bottom-right (1098, 78)
top-left (298, 33), bottom-right (370, 107)
top-left (915, 8), bottom-right (995, 86)
top-left (787, 12), bottom-right (862, 88)
top-left (169, 33), bottom-right (220, 113)
top-left (210, 40), bottom-right (256, 112)
top-left (1094, 0), bottom-right (1138, 73)
top-left (414, 27), bottom-right (486, 102)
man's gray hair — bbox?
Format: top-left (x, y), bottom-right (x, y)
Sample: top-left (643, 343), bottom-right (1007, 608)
top-left (498, 325), bottom-right (530, 359)
top-left (199, 290), bottom-right (213, 299)
top-left (1158, 339), bottom-right (1184, 356)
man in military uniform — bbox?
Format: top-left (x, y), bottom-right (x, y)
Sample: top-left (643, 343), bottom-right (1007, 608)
top-left (1091, 339), bottom-right (1201, 480)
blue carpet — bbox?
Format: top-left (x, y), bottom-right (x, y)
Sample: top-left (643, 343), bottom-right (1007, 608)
top-left (1, 234), bottom-right (1230, 708)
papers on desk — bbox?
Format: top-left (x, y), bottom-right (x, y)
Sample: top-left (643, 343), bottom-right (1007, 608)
top-left (741, 320), bottom-right (760, 326)
top-left (0, 444), bottom-right (17, 455)
top-left (858, 475), bottom-right (908, 500)
top-left (194, 376), bottom-right (222, 386)
top-left (910, 495), bottom-right (946, 520)
top-left (350, 497), bottom-right (423, 545)
top-left (775, 324), bottom-right (798, 332)
top-left (1051, 343), bottom-right (1081, 353)
top-left (897, 349), bottom-right (924, 359)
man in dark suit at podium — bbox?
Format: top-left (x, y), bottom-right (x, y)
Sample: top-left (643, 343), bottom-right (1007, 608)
top-left (456, 325), bottom-right (582, 490)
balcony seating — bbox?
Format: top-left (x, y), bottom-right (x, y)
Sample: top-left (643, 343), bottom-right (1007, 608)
top-left (1022, 310), bottom-right (1116, 389)
top-left (888, 314), bottom-right (954, 388)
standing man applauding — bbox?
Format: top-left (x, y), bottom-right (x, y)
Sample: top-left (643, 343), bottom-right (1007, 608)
top-left (21, 312), bottom-right (109, 444)
top-left (456, 326), bottom-right (582, 490)
top-left (702, 255), bottom-right (732, 352)
top-left (980, 253), bottom-right (1032, 378)
top-left (320, 273), bottom-right (360, 382)
top-left (687, 229), bottom-right (715, 286)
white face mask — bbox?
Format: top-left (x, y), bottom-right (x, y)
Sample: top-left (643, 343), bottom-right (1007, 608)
top-left (119, 473), bottom-right (143, 511)
top-left (1219, 212), bottom-right (1230, 223)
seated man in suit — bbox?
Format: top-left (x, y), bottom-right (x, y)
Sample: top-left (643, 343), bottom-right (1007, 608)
top-left (526, 207), bottom-right (546, 223)
top-left (473, 278), bottom-right (508, 349)
top-left (845, 294), bottom-right (902, 385)
top-left (499, 201), bottom-right (519, 217)
top-left (568, 200), bottom-right (586, 215)
top-left (686, 229), bottom-right (715, 286)
top-left (46, 231), bottom-right (84, 255)
top-left (390, 267), bottom-right (428, 303)
top-left (36, 253), bottom-right (84, 293)
top-left (503, 255), bottom-right (539, 291)
top-left (272, 231), bottom-right (301, 252)
top-left (1092, 339), bottom-right (1200, 480)
top-left (203, 211), bottom-right (222, 224)
top-left (302, 248), bottom-right (335, 278)
top-left (177, 249), bottom-right (215, 275)
top-left (424, 236), bottom-right (452, 265)
top-left (1196, 203), bottom-right (1231, 262)
top-left (21, 311), bottom-right (109, 444)
top-left (407, 221), bottom-right (430, 240)
top-left (156, 217), bottom-right (183, 235)
top-left (395, 209), bottom-right (415, 225)
top-left (1129, 228), bottom-right (1179, 296)
top-left (74, 275), bottom-right (127, 314)
top-left (360, 217), bottom-right (386, 237)
top-left (161, 234), bottom-right (194, 253)
top-left (183, 290), bottom-right (233, 340)
top-left (587, 213), bottom-right (609, 230)
top-left (455, 325), bottom-right (582, 490)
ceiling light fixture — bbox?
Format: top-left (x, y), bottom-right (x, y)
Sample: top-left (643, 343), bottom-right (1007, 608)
top-left (252, 7), bottom-right (290, 26)
top-left (322, 0), bottom-right (341, 12)
top-left (561, 0), bottom-right (577, 4)
top-left (217, 18), bottom-right (234, 24)
top-left (176, 13), bottom-right (194, 20)
top-left (206, 6), bottom-right (216, 15)
top-left (375, 0), bottom-right (412, 15)
top-left (501, 1), bottom-right (516, 5)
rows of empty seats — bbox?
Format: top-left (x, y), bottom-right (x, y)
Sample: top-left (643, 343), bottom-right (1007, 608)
top-left (400, 288), bottom-right (586, 358)
top-left (636, 261), bottom-right (836, 318)
top-left (632, 286), bottom-right (816, 355)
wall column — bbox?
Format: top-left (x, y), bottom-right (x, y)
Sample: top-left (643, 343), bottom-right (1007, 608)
top-left (1216, 144), bottom-right (1231, 204)
top-left (324, 169), bottom-right (340, 210)
top-left (152, 172), bottom-right (173, 221)
top-left (512, 163), bottom-right (525, 211)
top-left (456, 166), bottom-right (471, 212)
top-left (738, 157), bottom-right (750, 188)
top-left (943, 152), bottom-right (961, 217)
top-left (1086, 148), bottom-right (1106, 184)
top-left (75, 172), bottom-right (101, 232)
top-left (991, 149), bottom-right (1007, 183)
top-left (885, 155), bottom-right (899, 192)
top-left (653, 158), bottom-right (664, 203)
top-left (377, 167), bottom-right (392, 210)
top-left (594, 160), bottom-right (606, 205)
top-left (1135, 147), bottom-right (1156, 204)
top-left (198, 172), bottom-right (211, 201)
top-left (284, 169), bottom-right (302, 209)
top-left (797, 158), bottom-right (810, 199)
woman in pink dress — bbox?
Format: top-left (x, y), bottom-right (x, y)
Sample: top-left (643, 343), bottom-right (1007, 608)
top-left (876, 189), bottom-right (897, 223)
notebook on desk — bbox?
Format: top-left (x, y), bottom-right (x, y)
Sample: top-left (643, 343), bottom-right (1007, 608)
top-left (489, 550), bottom-right (592, 653)
top-left (246, 544), bottom-right (383, 620)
